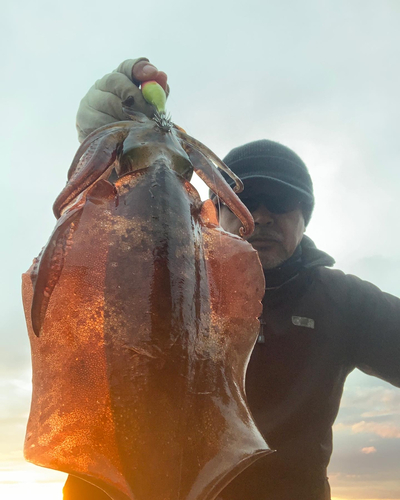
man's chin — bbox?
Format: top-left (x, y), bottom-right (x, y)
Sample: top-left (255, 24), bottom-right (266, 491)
top-left (255, 248), bottom-right (287, 270)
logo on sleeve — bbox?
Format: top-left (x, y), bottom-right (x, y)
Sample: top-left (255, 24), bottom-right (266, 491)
top-left (292, 316), bottom-right (315, 329)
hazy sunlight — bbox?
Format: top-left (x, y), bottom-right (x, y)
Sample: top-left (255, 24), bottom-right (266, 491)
top-left (0, 482), bottom-right (64, 499)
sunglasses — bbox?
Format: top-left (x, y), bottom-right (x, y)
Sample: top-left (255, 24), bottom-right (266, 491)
top-left (234, 195), bottom-right (302, 214)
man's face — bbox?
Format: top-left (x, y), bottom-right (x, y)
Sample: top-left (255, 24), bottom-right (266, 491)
top-left (218, 180), bottom-right (306, 270)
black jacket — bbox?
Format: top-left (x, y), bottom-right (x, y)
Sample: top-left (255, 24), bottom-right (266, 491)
top-left (220, 236), bottom-right (400, 500)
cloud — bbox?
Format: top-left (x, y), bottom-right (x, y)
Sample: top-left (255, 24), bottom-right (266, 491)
top-left (339, 384), bottom-right (400, 417)
top-left (361, 446), bottom-right (377, 454)
top-left (333, 422), bottom-right (348, 433)
top-left (352, 421), bottom-right (400, 439)
top-left (344, 255), bottom-right (400, 298)
top-left (333, 416), bottom-right (400, 439)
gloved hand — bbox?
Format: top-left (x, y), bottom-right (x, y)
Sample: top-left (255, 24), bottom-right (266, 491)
top-left (76, 58), bottom-right (169, 142)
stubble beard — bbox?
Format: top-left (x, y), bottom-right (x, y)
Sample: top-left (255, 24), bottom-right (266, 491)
top-left (256, 246), bottom-right (289, 270)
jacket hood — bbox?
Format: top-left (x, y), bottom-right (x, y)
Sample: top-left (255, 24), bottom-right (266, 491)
top-left (301, 235), bottom-right (335, 269)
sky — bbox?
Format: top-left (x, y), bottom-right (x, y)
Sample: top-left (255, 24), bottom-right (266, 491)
top-left (1, 0), bottom-right (400, 498)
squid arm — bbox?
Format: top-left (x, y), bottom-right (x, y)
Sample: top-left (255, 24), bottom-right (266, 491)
top-left (174, 129), bottom-right (244, 192)
top-left (176, 132), bottom-right (254, 238)
top-left (68, 123), bottom-right (126, 180)
top-left (53, 129), bottom-right (127, 219)
top-left (68, 113), bottom-right (148, 180)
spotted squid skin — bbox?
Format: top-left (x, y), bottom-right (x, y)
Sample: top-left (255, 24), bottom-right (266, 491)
top-left (23, 160), bottom-right (269, 500)
top-left (31, 182), bottom-right (118, 337)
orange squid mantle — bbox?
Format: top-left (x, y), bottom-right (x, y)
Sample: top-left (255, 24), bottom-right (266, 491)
top-left (23, 118), bottom-right (270, 500)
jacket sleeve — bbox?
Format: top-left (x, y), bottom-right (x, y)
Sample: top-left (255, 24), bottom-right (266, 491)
top-left (346, 274), bottom-right (400, 387)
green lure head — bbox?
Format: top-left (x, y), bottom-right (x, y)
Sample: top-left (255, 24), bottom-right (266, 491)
top-left (141, 81), bottom-right (167, 115)
top-left (141, 80), bottom-right (172, 132)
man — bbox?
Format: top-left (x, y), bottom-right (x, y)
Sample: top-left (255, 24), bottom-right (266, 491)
top-left (64, 59), bottom-right (400, 500)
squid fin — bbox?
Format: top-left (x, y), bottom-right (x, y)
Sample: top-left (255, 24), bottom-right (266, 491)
top-left (31, 206), bottom-right (83, 337)
top-left (31, 180), bottom-right (117, 337)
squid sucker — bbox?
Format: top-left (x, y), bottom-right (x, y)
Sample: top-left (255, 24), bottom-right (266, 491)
top-left (22, 109), bottom-right (271, 499)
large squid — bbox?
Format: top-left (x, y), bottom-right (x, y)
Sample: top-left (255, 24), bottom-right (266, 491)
top-left (22, 92), bottom-right (270, 499)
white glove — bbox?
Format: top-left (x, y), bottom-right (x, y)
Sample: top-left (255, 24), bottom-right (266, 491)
top-left (76, 58), bottom-right (169, 142)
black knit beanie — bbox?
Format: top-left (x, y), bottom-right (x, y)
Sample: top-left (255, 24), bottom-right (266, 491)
top-left (210, 139), bottom-right (314, 225)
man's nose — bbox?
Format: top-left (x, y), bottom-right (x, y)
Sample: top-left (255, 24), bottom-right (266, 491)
top-left (252, 204), bottom-right (274, 225)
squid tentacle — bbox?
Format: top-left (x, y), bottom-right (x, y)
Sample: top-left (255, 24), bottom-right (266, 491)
top-left (53, 129), bottom-right (127, 219)
top-left (179, 139), bottom-right (254, 238)
top-left (174, 129), bottom-right (244, 193)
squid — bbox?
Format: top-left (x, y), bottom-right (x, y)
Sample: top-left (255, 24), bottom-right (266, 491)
top-left (22, 103), bottom-right (271, 499)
